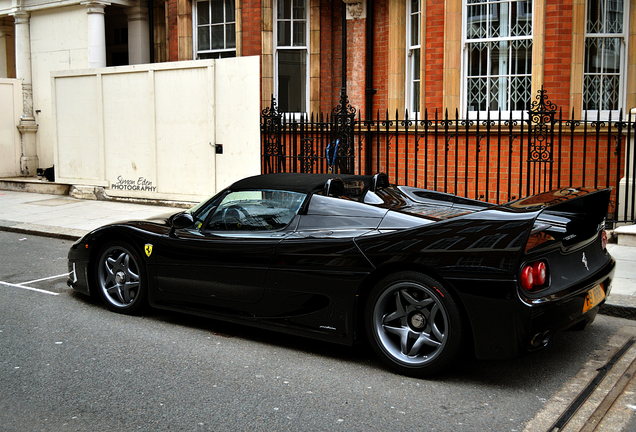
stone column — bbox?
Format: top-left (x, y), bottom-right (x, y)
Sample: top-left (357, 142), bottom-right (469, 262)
top-left (12, 11), bottom-right (39, 176)
top-left (0, 22), bottom-right (12, 78)
top-left (127, 2), bottom-right (150, 64)
top-left (83, 1), bottom-right (108, 68)
top-left (343, 1), bottom-right (366, 112)
top-left (13, 12), bottom-right (33, 119)
top-left (618, 107), bottom-right (636, 223)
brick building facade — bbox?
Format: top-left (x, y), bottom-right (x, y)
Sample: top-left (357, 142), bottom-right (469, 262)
top-left (149, 0), bottom-right (636, 221)
top-left (156, 0), bottom-right (636, 119)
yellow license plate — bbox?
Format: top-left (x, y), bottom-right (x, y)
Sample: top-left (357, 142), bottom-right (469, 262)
top-left (583, 285), bottom-right (606, 313)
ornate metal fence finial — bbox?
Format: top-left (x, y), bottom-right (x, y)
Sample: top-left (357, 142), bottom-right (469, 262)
top-left (333, 87), bottom-right (356, 118)
top-left (330, 88), bottom-right (357, 174)
top-left (527, 86), bottom-right (557, 164)
top-left (528, 86), bottom-right (557, 124)
top-left (261, 95), bottom-right (284, 173)
top-left (261, 94), bottom-right (281, 122)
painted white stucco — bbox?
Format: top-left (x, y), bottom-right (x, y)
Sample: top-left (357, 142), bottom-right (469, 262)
top-left (53, 57), bottom-right (261, 202)
top-left (214, 56), bottom-right (262, 191)
top-left (30, 5), bottom-right (90, 169)
top-left (1, 2), bottom-right (260, 202)
top-left (0, 78), bottom-right (21, 177)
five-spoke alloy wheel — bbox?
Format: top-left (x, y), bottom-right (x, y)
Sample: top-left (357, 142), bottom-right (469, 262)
top-left (96, 242), bottom-right (146, 314)
top-left (365, 272), bottom-right (462, 376)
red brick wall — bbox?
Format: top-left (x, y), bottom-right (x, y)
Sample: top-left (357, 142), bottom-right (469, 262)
top-left (241, 0), bottom-right (261, 56)
top-left (266, 121), bottom-right (625, 212)
top-left (347, 18), bottom-right (367, 115)
top-left (165, 1), bottom-right (584, 115)
top-left (317, 0), bottom-right (389, 117)
top-left (167, 0), bottom-right (178, 61)
top-left (543, 0), bottom-right (574, 112)
top-left (320, 0), bottom-right (344, 112)
top-left (318, 2), bottom-right (329, 111)
top-left (423, 0), bottom-right (445, 109)
top-left (372, 1), bottom-right (389, 116)
top-left (361, 127), bottom-right (624, 210)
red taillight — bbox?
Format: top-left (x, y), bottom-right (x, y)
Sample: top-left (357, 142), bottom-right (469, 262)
top-left (532, 261), bottom-right (547, 286)
top-left (520, 265), bottom-right (534, 291)
top-left (520, 261), bottom-right (549, 291)
top-left (601, 230), bottom-right (608, 250)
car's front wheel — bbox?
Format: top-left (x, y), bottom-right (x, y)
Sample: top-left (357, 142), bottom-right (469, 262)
top-left (365, 272), bottom-right (462, 376)
top-left (95, 242), bottom-right (147, 314)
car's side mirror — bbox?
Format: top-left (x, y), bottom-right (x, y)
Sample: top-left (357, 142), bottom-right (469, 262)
top-left (172, 212), bottom-right (194, 229)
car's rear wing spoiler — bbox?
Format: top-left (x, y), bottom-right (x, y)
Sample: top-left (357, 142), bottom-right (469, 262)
top-left (487, 187), bottom-right (612, 252)
top-left (500, 187), bottom-right (611, 227)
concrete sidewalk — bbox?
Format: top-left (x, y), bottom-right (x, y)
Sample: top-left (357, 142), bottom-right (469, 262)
top-left (0, 189), bottom-right (179, 240)
top-left (0, 189), bottom-right (634, 318)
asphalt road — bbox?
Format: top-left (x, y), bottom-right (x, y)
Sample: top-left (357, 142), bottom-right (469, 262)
top-left (0, 231), bottom-right (634, 431)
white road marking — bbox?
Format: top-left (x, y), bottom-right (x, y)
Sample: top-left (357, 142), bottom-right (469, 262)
top-left (18, 273), bottom-right (69, 285)
top-left (0, 280), bottom-right (59, 296)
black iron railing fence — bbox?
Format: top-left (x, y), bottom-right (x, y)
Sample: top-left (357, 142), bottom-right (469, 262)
top-left (262, 89), bottom-right (636, 225)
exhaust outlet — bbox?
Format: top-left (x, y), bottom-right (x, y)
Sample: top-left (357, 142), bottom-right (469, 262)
top-left (530, 331), bottom-right (551, 349)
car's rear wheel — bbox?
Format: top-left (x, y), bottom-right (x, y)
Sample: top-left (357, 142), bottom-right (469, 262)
top-left (365, 272), bottom-right (462, 376)
top-left (95, 242), bottom-right (146, 314)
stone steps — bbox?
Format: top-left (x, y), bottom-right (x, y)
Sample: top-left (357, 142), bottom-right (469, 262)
top-left (615, 225), bottom-right (636, 247)
top-left (0, 177), bottom-right (191, 209)
top-left (0, 177), bottom-right (70, 196)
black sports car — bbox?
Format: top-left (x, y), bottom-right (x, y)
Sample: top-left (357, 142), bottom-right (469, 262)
top-left (68, 173), bottom-right (615, 376)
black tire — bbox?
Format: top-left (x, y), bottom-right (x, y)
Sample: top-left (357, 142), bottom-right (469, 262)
top-left (94, 241), bottom-right (147, 314)
top-left (364, 271), bottom-right (462, 377)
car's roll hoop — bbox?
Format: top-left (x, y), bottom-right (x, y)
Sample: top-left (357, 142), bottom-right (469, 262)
top-left (370, 173), bottom-right (389, 192)
top-left (324, 178), bottom-right (345, 197)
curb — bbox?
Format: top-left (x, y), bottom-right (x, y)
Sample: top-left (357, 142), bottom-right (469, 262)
top-left (600, 295), bottom-right (636, 321)
top-left (0, 222), bottom-right (84, 241)
top-left (599, 304), bottom-right (636, 320)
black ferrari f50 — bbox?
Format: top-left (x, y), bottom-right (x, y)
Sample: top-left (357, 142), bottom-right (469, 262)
top-left (68, 173), bottom-right (615, 376)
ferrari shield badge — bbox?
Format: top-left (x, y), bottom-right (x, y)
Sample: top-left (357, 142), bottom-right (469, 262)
top-left (144, 243), bottom-right (153, 257)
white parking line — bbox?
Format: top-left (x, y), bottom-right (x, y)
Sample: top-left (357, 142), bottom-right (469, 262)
top-left (18, 273), bottom-right (69, 285)
top-left (0, 280), bottom-right (60, 296)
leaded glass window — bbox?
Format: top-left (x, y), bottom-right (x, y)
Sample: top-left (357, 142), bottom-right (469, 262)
top-left (195, 0), bottom-right (236, 59)
top-left (584, 0), bottom-right (626, 112)
top-left (407, 0), bottom-right (421, 116)
top-left (464, 0), bottom-right (533, 114)
top-left (275, 0), bottom-right (309, 113)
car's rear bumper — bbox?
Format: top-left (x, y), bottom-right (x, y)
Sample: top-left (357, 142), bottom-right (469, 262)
top-left (519, 257), bottom-right (615, 347)
top-left (452, 257), bottom-right (616, 359)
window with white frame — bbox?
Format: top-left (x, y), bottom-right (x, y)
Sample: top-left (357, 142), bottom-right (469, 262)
top-left (407, 0), bottom-right (421, 116)
top-left (194, 0), bottom-right (236, 59)
top-left (275, 0), bottom-right (309, 113)
top-left (464, 0), bottom-right (533, 114)
top-left (584, 0), bottom-right (626, 114)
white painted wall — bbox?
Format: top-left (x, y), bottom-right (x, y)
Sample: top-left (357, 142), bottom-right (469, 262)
top-left (214, 56), bottom-right (261, 190)
top-left (0, 78), bottom-right (22, 177)
top-left (53, 58), bottom-right (260, 202)
top-left (30, 6), bottom-right (89, 169)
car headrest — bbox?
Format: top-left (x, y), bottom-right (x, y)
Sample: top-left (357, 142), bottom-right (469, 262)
top-left (324, 178), bottom-right (345, 197)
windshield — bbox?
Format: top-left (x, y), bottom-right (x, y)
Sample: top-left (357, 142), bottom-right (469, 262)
top-left (190, 189), bottom-right (307, 231)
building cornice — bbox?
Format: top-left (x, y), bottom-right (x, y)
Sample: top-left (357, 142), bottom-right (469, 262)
top-left (0, 0), bottom-right (132, 16)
